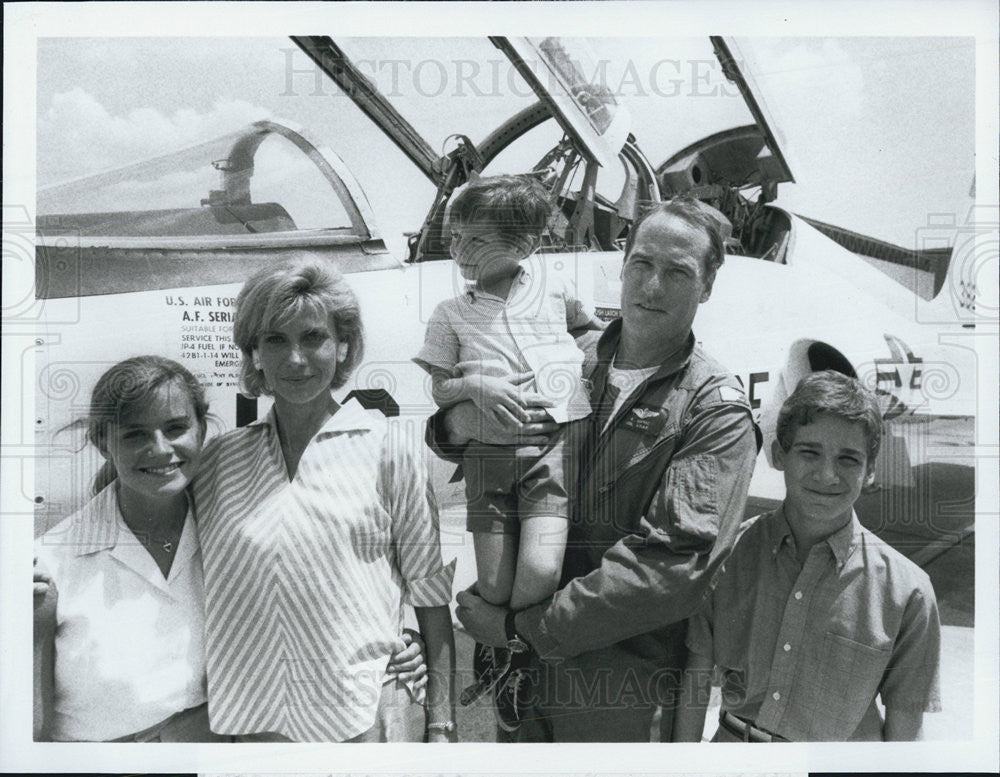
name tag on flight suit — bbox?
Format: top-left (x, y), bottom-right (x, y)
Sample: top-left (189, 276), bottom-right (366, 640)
top-left (620, 405), bottom-right (669, 437)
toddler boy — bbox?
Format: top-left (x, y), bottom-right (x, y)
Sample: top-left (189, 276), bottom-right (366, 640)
top-left (414, 174), bottom-right (602, 731)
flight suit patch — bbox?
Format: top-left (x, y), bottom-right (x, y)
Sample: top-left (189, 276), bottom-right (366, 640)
top-left (621, 405), bottom-right (668, 436)
top-left (717, 386), bottom-right (747, 404)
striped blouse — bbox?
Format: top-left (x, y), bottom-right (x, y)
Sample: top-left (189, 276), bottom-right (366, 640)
top-left (194, 398), bottom-right (454, 742)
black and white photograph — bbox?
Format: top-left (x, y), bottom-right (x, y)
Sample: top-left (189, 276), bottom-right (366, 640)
top-left (2, 1), bottom-right (997, 774)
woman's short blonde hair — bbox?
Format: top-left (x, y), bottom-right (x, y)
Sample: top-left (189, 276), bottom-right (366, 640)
top-left (233, 257), bottom-right (365, 397)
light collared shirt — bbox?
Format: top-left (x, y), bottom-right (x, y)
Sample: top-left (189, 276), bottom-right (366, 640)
top-left (34, 483), bottom-right (207, 741)
top-left (414, 255), bottom-right (594, 423)
top-left (194, 398), bottom-right (454, 742)
top-left (687, 506), bottom-right (942, 741)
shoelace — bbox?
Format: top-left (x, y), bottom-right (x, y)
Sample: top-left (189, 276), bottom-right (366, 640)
top-left (460, 648), bottom-right (512, 706)
top-left (506, 668), bottom-right (526, 717)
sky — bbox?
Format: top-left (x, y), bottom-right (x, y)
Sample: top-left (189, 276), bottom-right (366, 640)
top-left (35, 34), bottom-right (977, 252)
top-left (741, 37), bottom-right (977, 244)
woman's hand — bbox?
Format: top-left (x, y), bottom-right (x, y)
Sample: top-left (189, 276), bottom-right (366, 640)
top-left (33, 556), bottom-right (52, 602)
top-left (33, 557), bottom-right (58, 741)
top-left (385, 628), bottom-right (428, 698)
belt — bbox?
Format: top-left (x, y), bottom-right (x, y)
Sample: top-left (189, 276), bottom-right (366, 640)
top-left (719, 711), bottom-right (787, 743)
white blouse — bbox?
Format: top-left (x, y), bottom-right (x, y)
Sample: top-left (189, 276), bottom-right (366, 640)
top-left (34, 483), bottom-right (208, 741)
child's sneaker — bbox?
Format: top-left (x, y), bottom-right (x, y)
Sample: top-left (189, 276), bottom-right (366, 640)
top-left (460, 642), bottom-right (510, 706)
top-left (493, 648), bottom-right (534, 732)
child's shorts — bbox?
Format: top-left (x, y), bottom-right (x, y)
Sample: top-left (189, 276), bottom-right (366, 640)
top-left (462, 428), bottom-right (571, 535)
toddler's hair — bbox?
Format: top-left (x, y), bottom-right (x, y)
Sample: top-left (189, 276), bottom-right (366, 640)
top-left (449, 174), bottom-right (552, 237)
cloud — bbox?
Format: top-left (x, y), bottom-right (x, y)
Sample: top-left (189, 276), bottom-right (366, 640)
top-left (38, 88), bottom-right (271, 185)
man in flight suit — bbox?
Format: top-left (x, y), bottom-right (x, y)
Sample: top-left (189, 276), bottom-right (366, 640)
top-left (443, 197), bottom-right (759, 741)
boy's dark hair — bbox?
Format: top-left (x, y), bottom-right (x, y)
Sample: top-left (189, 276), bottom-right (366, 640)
top-left (776, 370), bottom-right (883, 462)
top-left (624, 196), bottom-right (726, 282)
top-left (449, 174), bottom-right (552, 237)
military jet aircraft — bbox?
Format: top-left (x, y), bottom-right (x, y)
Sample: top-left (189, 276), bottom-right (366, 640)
top-left (32, 35), bottom-right (975, 561)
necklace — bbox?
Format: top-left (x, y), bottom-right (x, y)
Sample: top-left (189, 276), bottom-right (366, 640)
top-left (134, 497), bottom-right (186, 554)
top-left (153, 535), bottom-right (175, 554)
top-left (138, 524), bottom-right (178, 554)
top-left (144, 512), bottom-right (182, 553)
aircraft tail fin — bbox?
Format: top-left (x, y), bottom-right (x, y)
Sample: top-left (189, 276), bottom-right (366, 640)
top-left (797, 206), bottom-right (995, 327)
top-left (915, 205), bottom-right (996, 327)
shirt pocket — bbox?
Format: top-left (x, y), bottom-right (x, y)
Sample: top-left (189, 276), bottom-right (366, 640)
top-left (347, 497), bottom-right (393, 563)
top-left (818, 631), bottom-right (892, 710)
top-left (509, 290), bottom-right (565, 334)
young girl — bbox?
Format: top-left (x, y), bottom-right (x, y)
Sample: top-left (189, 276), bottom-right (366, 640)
top-left (33, 356), bottom-right (221, 741)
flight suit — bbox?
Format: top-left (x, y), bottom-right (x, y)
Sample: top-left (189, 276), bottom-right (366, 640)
top-left (510, 318), bottom-right (758, 741)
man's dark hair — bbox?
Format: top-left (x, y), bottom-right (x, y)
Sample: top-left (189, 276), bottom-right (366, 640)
top-left (623, 196), bottom-right (726, 280)
top-left (449, 174), bottom-right (552, 238)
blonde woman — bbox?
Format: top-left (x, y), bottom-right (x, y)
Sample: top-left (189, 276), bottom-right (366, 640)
top-left (194, 260), bottom-right (457, 742)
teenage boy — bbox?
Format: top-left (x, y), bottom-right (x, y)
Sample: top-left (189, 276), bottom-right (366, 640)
top-left (674, 370), bottom-right (941, 742)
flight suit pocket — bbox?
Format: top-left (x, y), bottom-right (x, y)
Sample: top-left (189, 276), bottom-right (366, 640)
top-left (664, 454), bottom-right (719, 550)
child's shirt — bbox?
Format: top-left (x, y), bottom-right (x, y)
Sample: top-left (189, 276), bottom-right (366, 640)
top-left (687, 506), bottom-right (941, 741)
top-left (414, 255), bottom-right (594, 423)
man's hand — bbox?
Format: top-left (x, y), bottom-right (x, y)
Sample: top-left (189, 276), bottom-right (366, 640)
top-left (464, 374), bottom-right (533, 426)
top-left (455, 587), bottom-right (507, 648)
top-left (444, 372), bottom-right (558, 447)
